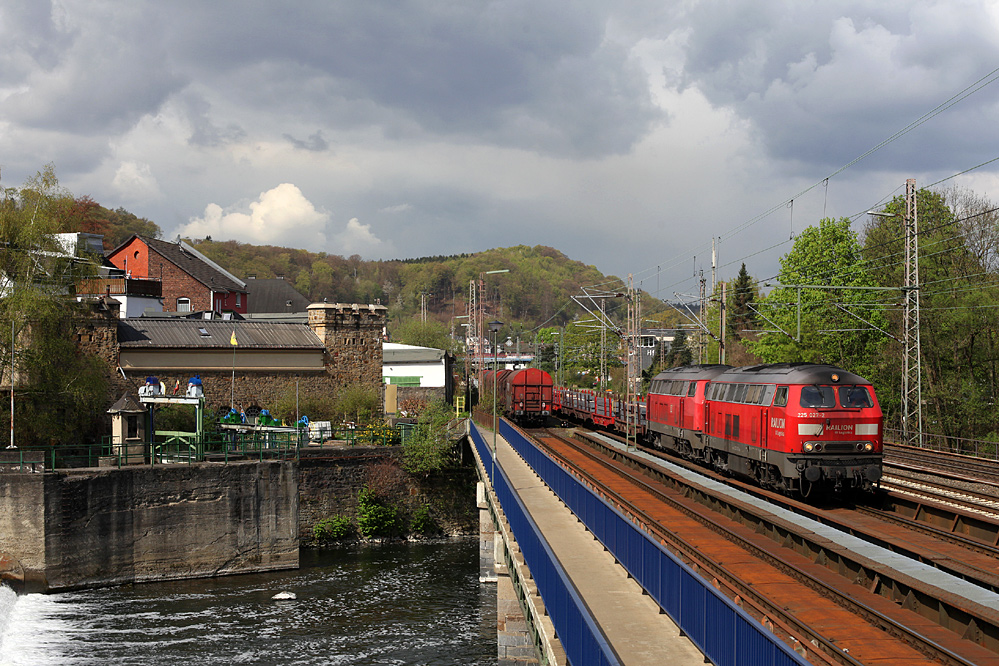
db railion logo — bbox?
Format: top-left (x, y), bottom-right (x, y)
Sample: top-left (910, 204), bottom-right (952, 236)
top-left (770, 417), bottom-right (785, 429)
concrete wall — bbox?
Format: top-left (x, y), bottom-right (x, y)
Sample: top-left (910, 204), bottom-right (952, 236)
top-left (0, 461), bottom-right (299, 592)
top-left (0, 474), bottom-right (45, 587)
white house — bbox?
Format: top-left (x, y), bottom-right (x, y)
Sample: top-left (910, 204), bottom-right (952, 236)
top-left (382, 342), bottom-right (450, 388)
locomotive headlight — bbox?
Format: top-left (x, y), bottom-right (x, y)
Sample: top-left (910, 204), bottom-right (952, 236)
top-left (864, 442), bottom-right (873, 452)
top-left (804, 442), bottom-right (815, 453)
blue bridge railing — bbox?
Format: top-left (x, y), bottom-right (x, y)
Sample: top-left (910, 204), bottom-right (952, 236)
top-left (471, 424), bottom-right (619, 666)
top-left (486, 418), bottom-right (809, 666)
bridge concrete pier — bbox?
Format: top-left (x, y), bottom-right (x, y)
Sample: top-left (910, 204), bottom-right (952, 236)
top-left (480, 475), bottom-right (564, 664)
top-left (477, 481), bottom-right (497, 583)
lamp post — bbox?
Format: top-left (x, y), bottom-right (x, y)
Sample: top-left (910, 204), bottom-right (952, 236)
top-left (489, 319), bottom-right (503, 480)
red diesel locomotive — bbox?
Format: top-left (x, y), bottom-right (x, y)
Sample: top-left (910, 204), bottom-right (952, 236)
top-left (648, 363), bottom-right (883, 496)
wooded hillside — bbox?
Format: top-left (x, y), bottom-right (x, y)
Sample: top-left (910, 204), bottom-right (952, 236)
top-left (188, 239), bottom-right (667, 335)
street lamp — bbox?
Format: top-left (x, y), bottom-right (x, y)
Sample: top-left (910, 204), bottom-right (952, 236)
top-left (489, 319), bottom-right (503, 480)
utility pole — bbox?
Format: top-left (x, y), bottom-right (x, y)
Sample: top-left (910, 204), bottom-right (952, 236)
top-left (711, 237), bottom-right (717, 294)
top-left (420, 292), bottom-right (431, 323)
top-left (465, 279), bottom-right (483, 390)
top-left (902, 178), bottom-right (923, 447)
top-left (626, 275), bottom-right (640, 448)
top-left (719, 281), bottom-right (726, 365)
top-left (599, 300), bottom-right (607, 392)
top-left (698, 270), bottom-right (706, 363)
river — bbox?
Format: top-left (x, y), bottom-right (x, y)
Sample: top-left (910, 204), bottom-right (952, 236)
top-left (0, 540), bottom-right (496, 665)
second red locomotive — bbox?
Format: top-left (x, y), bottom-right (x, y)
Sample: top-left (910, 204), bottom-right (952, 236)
top-left (647, 363), bottom-right (882, 497)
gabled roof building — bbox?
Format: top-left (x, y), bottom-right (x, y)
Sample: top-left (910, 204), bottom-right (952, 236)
top-left (106, 236), bottom-right (248, 315)
top-left (244, 276), bottom-right (311, 314)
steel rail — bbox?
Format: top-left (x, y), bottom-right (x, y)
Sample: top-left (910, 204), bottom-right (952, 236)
top-left (538, 428), bottom-right (997, 666)
top-left (533, 431), bottom-right (858, 666)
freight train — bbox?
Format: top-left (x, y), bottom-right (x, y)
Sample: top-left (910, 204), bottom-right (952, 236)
top-left (490, 362), bottom-right (883, 498)
top-left (482, 368), bottom-right (554, 425)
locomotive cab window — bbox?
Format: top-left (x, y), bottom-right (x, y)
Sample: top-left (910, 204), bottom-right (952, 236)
top-left (774, 386), bottom-right (788, 407)
top-left (687, 382), bottom-right (697, 397)
top-left (839, 386), bottom-right (873, 408)
top-left (800, 386), bottom-right (836, 409)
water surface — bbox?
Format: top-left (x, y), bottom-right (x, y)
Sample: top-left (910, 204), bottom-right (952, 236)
top-left (0, 540), bottom-right (495, 665)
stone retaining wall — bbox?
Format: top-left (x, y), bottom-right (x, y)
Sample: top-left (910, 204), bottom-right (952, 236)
top-left (0, 461), bottom-right (298, 592)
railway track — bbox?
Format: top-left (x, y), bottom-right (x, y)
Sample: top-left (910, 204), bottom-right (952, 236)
top-left (526, 426), bottom-right (999, 665)
top-left (886, 442), bottom-right (999, 487)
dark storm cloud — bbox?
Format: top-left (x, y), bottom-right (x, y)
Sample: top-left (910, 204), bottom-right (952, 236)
top-left (151, 1), bottom-right (662, 157)
top-left (1, 2), bottom-right (185, 134)
top-left (283, 131), bottom-right (330, 152)
top-left (669, 1), bottom-right (999, 172)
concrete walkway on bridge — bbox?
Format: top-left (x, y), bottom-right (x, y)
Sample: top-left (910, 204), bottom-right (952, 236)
top-left (490, 428), bottom-right (706, 665)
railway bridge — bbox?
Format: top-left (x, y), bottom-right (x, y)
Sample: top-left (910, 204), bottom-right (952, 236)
top-left (472, 417), bottom-right (999, 666)
top-left (470, 418), bottom-right (809, 666)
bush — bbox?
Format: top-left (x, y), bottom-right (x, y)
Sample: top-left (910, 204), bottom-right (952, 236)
top-left (357, 422), bottom-right (401, 445)
top-left (313, 516), bottom-right (355, 543)
top-left (402, 400), bottom-right (458, 475)
top-left (154, 404), bottom-right (197, 432)
top-left (272, 385), bottom-right (337, 425)
top-left (356, 486), bottom-right (402, 538)
top-left (410, 504), bottom-right (439, 536)
top-left (334, 383), bottom-right (381, 425)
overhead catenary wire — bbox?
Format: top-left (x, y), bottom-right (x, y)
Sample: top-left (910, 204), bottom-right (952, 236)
top-left (623, 67), bottom-right (999, 299)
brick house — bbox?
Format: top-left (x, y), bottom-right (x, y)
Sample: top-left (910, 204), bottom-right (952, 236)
top-left (106, 236), bottom-right (248, 315)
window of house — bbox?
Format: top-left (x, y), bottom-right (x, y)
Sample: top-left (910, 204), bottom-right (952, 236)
top-left (126, 414), bottom-right (140, 439)
top-left (236, 293), bottom-right (241, 307)
top-left (177, 297), bottom-right (191, 312)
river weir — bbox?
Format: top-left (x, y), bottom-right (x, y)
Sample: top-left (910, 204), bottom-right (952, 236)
top-left (0, 541), bottom-right (494, 665)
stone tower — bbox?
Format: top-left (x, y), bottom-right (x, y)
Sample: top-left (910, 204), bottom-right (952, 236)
top-left (307, 302), bottom-right (387, 398)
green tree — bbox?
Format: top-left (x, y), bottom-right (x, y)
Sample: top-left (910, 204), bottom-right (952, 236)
top-left (747, 217), bottom-right (888, 380)
top-left (402, 399), bottom-right (458, 475)
top-left (864, 188), bottom-right (999, 443)
top-left (390, 318), bottom-right (458, 352)
top-left (333, 383), bottom-right (381, 425)
top-left (0, 165), bottom-right (109, 447)
top-left (727, 263), bottom-right (758, 340)
top-left (663, 329), bottom-right (693, 367)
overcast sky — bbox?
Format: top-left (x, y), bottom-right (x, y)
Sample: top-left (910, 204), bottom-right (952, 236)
top-left (3, 1), bottom-right (998, 300)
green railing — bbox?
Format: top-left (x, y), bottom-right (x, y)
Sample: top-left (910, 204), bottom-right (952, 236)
top-left (4, 424), bottom-right (409, 471)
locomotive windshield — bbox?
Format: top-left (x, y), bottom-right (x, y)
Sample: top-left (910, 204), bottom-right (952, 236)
top-left (838, 386), bottom-right (873, 408)
top-left (799, 385), bottom-right (873, 408)
top-left (799, 386), bottom-right (836, 408)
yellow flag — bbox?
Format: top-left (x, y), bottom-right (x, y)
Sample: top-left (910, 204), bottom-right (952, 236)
top-left (230, 330), bottom-right (238, 346)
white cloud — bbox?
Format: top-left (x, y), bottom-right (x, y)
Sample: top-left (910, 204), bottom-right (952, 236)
top-left (333, 217), bottom-right (390, 257)
top-left (111, 161), bottom-right (162, 202)
top-left (379, 203), bottom-right (412, 214)
top-left (181, 183), bottom-right (328, 246)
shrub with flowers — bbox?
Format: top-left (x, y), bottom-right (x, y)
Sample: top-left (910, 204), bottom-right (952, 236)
top-left (355, 422), bottom-right (401, 446)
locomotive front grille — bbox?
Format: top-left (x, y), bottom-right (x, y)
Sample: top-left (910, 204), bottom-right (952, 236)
top-left (814, 441), bottom-right (866, 453)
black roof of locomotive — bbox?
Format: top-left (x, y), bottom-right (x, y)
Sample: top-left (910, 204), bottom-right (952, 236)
top-left (716, 363), bottom-right (871, 386)
top-left (651, 364), bottom-right (732, 382)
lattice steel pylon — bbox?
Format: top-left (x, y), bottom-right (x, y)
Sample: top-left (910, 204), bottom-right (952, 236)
top-left (902, 179), bottom-right (923, 447)
top-left (625, 274), bottom-right (640, 446)
top-left (467, 279), bottom-right (481, 388)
